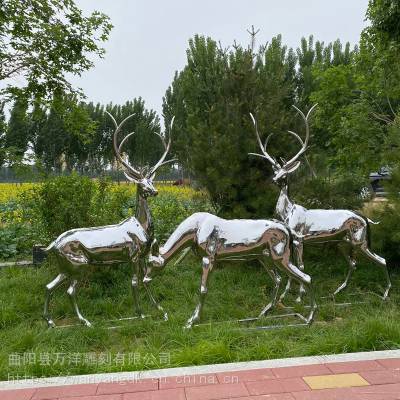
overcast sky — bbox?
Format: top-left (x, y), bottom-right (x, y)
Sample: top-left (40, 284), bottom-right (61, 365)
top-left (70, 0), bottom-right (369, 117)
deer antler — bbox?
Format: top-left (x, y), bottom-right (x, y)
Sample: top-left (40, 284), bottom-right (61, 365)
top-left (106, 111), bottom-right (142, 179)
top-left (283, 104), bottom-right (317, 169)
top-left (248, 113), bottom-right (281, 169)
top-left (148, 116), bottom-right (177, 177)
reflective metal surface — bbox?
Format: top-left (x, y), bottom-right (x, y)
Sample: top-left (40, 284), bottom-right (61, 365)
top-left (250, 105), bottom-right (392, 301)
top-left (149, 212), bottom-right (317, 328)
top-left (43, 114), bottom-right (174, 328)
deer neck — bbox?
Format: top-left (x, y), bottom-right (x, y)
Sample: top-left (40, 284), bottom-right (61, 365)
top-left (135, 189), bottom-right (154, 238)
top-left (275, 183), bottom-right (294, 223)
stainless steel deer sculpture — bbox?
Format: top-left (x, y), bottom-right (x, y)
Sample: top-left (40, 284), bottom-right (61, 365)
top-left (43, 113), bottom-right (175, 327)
top-left (149, 212), bottom-right (317, 328)
top-left (249, 105), bottom-right (392, 302)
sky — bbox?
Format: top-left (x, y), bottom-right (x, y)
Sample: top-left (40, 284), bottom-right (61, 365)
top-left (69, 0), bottom-right (370, 118)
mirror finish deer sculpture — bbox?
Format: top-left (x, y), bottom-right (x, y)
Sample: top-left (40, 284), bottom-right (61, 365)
top-left (249, 105), bottom-right (392, 302)
top-left (43, 113), bottom-right (175, 327)
top-left (149, 212), bottom-right (317, 329)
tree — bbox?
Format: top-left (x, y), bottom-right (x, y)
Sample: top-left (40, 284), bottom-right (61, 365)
top-left (35, 93), bottom-right (96, 171)
top-left (366, 0), bottom-right (400, 45)
top-left (0, 0), bottom-right (112, 101)
top-left (0, 102), bottom-right (6, 166)
top-left (163, 35), bottom-right (297, 217)
top-left (5, 96), bottom-right (30, 157)
top-left (104, 99), bottom-right (162, 170)
top-left (296, 36), bottom-right (355, 109)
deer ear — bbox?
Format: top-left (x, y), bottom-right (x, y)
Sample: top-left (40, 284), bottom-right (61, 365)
top-left (286, 161), bottom-right (301, 174)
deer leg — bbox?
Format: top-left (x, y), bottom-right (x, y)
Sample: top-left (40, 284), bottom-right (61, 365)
top-left (186, 256), bottom-right (213, 329)
top-left (43, 273), bottom-right (67, 328)
top-left (334, 245), bottom-right (356, 296)
top-left (67, 279), bottom-right (92, 327)
top-left (279, 277), bottom-right (292, 303)
top-left (278, 260), bottom-right (317, 324)
top-left (359, 243), bottom-right (392, 300)
top-left (141, 259), bottom-right (168, 321)
top-left (259, 261), bottom-right (281, 317)
top-left (294, 240), bottom-right (306, 303)
top-left (131, 262), bottom-right (145, 319)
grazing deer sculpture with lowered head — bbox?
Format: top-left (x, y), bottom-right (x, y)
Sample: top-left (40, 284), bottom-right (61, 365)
top-left (43, 113), bottom-right (175, 327)
top-left (249, 105), bottom-right (392, 302)
top-left (149, 211), bottom-right (317, 328)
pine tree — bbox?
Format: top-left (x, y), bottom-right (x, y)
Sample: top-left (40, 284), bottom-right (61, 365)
top-left (163, 34), bottom-right (297, 217)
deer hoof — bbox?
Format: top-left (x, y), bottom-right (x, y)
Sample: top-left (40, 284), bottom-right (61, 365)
top-left (81, 319), bottom-right (92, 327)
top-left (46, 319), bottom-right (56, 328)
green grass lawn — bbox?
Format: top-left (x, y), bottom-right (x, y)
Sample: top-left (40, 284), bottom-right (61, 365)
top-left (0, 250), bottom-right (399, 380)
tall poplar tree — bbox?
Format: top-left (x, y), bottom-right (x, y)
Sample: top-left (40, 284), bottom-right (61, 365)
top-left (5, 97), bottom-right (30, 157)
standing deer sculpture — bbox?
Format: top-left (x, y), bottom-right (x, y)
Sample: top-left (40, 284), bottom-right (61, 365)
top-left (148, 212), bottom-right (317, 328)
top-left (249, 105), bottom-right (392, 302)
top-left (43, 113), bottom-right (175, 327)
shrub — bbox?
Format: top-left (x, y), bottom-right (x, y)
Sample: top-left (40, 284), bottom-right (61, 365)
top-left (0, 201), bottom-right (38, 258)
top-left (13, 177), bottom-right (212, 249)
top-left (34, 173), bottom-right (96, 238)
top-left (369, 114), bottom-right (400, 266)
top-left (293, 174), bottom-right (366, 210)
top-left (151, 188), bottom-right (213, 242)
top-left (369, 167), bottom-right (400, 266)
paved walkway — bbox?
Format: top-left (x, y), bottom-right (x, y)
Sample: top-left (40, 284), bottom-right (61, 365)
top-left (2, 351), bottom-right (400, 399)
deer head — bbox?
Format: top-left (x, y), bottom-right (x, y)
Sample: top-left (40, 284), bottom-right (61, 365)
top-left (249, 104), bottom-right (317, 184)
top-left (106, 112), bottom-right (176, 197)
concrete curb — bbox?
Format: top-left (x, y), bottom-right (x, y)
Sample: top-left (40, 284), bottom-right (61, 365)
top-left (1, 349), bottom-right (400, 390)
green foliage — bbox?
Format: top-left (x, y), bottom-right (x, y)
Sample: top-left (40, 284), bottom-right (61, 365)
top-left (34, 93), bottom-right (97, 171)
top-left (163, 35), bottom-right (296, 218)
top-left (0, 201), bottom-right (37, 258)
top-left (292, 174), bottom-right (366, 210)
top-left (331, 101), bottom-right (385, 174)
top-left (0, 0), bottom-right (112, 101)
top-left (5, 97), bottom-right (29, 157)
top-left (0, 226), bottom-right (18, 258)
top-left (366, 0), bottom-right (400, 45)
top-left (370, 115), bottom-right (400, 264)
top-left (296, 36), bottom-right (355, 108)
top-left (3, 95), bottom-right (163, 174)
top-left (310, 64), bottom-right (358, 152)
top-left (14, 177), bottom-right (213, 246)
top-left (0, 102), bottom-right (6, 166)
top-left (34, 173), bottom-right (96, 238)
top-left (151, 190), bottom-right (213, 242)
top-left (90, 176), bottom-right (132, 226)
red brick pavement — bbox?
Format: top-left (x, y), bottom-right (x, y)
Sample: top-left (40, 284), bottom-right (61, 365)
top-left (2, 358), bottom-right (400, 400)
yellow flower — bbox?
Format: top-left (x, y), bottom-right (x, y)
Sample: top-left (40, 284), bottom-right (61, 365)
top-left (0, 183), bottom-right (37, 203)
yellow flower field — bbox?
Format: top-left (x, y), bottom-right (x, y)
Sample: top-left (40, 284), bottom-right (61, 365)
top-left (0, 182), bottom-right (200, 203)
top-left (0, 183), bottom-right (38, 203)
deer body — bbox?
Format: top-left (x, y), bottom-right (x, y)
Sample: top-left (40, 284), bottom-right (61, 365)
top-left (47, 217), bottom-right (149, 270)
top-left (249, 105), bottom-right (391, 302)
top-left (276, 187), bottom-right (367, 243)
top-left (150, 212), bottom-right (316, 328)
top-left (43, 114), bottom-right (174, 328)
